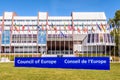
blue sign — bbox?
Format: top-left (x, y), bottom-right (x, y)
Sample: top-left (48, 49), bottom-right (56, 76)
top-left (15, 57), bottom-right (110, 70)
top-left (38, 31), bottom-right (46, 44)
top-left (2, 30), bottom-right (10, 44)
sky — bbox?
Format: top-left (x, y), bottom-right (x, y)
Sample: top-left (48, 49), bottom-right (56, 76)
top-left (0, 0), bottom-right (120, 20)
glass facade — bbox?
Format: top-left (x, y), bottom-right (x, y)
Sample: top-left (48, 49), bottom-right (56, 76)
top-left (2, 30), bottom-right (10, 44)
top-left (87, 33), bottom-right (114, 43)
top-left (0, 12), bottom-right (115, 54)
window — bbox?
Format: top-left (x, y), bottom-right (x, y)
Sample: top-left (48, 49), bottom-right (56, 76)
top-left (111, 36), bottom-right (114, 43)
top-left (99, 33), bottom-right (103, 42)
top-left (92, 34), bottom-right (94, 43)
top-left (104, 34), bottom-right (107, 43)
top-left (94, 34), bottom-right (97, 43)
top-left (107, 34), bottom-right (110, 43)
top-left (96, 34), bottom-right (99, 43)
top-left (87, 34), bottom-right (90, 43)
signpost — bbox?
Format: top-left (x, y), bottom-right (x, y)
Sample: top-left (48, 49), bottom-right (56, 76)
top-left (15, 57), bottom-right (110, 70)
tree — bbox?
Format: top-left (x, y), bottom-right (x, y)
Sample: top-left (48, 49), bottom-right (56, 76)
top-left (108, 10), bottom-right (120, 26)
top-left (108, 10), bottom-right (120, 56)
top-left (110, 29), bottom-right (119, 56)
top-left (114, 10), bottom-right (120, 25)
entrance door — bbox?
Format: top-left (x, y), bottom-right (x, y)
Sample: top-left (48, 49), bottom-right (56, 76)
top-left (47, 41), bottom-right (73, 54)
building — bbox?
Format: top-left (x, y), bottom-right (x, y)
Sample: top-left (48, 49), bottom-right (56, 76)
top-left (0, 12), bottom-right (115, 55)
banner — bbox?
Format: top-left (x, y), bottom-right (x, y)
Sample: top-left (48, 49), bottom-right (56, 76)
top-left (38, 31), bottom-right (46, 44)
top-left (15, 57), bottom-right (110, 70)
top-left (2, 30), bottom-right (10, 44)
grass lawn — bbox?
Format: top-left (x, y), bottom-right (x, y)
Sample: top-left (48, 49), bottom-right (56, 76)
top-left (0, 63), bottom-right (120, 80)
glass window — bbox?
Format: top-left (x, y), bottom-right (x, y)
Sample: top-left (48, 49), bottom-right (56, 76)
top-left (110, 35), bottom-right (114, 43)
top-left (104, 34), bottom-right (107, 43)
top-left (107, 34), bottom-right (110, 43)
top-left (87, 34), bottom-right (90, 43)
top-left (94, 34), bottom-right (96, 43)
top-left (90, 34), bottom-right (92, 43)
top-left (92, 34), bottom-right (94, 43)
top-left (99, 33), bottom-right (103, 42)
top-left (108, 34), bottom-right (112, 43)
top-left (96, 34), bottom-right (99, 43)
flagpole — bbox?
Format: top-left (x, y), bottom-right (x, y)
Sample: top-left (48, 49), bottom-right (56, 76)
top-left (59, 24), bottom-right (60, 55)
top-left (28, 25), bottom-right (31, 57)
top-left (23, 24), bottom-right (27, 57)
top-left (13, 25), bottom-right (15, 59)
top-left (56, 27), bottom-right (60, 53)
top-left (65, 23), bottom-right (67, 55)
top-left (4, 29), bottom-right (6, 58)
top-left (95, 25), bottom-right (97, 57)
top-left (112, 23), bottom-right (115, 62)
top-left (15, 25), bottom-right (17, 58)
top-left (103, 25), bottom-right (105, 57)
top-left (98, 24), bottom-right (100, 57)
top-left (90, 24), bottom-right (92, 57)
top-left (27, 25), bottom-right (29, 57)
top-left (105, 32), bottom-right (106, 57)
top-left (79, 25), bottom-right (81, 56)
top-left (51, 23), bottom-right (52, 55)
top-left (0, 32), bottom-right (1, 58)
top-left (28, 26), bottom-right (30, 57)
top-left (26, 25), bottom-right (29, 57)
top-left (91, 25), bottom-right (94, 57)
top-left (71, 24), bottom-right (72, 55)
top-left (37, 25), bottom-right (38, 57)
top-left (60, 24), bottom-right (62, 55)
top-left (63, 30), bottom-right (65, 55)
top-left (60, 24), bottom-right (61, 55)
top-left (32, 25), bottom-right (33, 57)
top-left (100, 27), bottom-right (102, 57)
top-left (77, 24), bottom-right (82, 56)
top-left (64, 23), bottom-right (65, 55)
top-left (0, 25), bottom-right (1, 58)
top-left (100, 24), bottom-right (105, 56)
top-left (9, 26), bottom-right (11, 60)
top-left (0, 25), bottom-right (2, 58)
top-left (54, 23), bottom-right (57, 55)
top-left (0, 33), bottom-right (1, 59)
top-left (109, 26), bottom-right (111, 58)
top-left (68, 25), bottom-right (70, 55)
top-left (5, 28), bottom-right (7, 58)
top-left (39, 25), bottom-right (41, 56)
top-left (19, 25), bottom-right (20, 57)
top-left (82, 23), bottom-right (84, 57)
top-left (96, 23), bottom-right (98, 57)
top-left (23, 25), bottom-right (24, 57)
top-left (104, 24), bottom-right (107, 57)
top-left (77, 24), bottom-right (79, 56)
top-left (40, 24), bottom-right (42, 56)
top-left (117, 22), bottom-right (119, 62)
top-left (95, 22), bottom-right (97, 57)
top-left (9, 29), bottom-right (10, 59)
top-left (67, 26), bottom-right (68, 55)
top-left (98, 32), bottom-right (99, 57)
top-left (87, 23), bottom-right (88, 57)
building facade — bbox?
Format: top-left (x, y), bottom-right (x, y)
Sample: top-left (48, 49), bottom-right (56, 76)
top-left (0, 12), bottom-right (115, 55)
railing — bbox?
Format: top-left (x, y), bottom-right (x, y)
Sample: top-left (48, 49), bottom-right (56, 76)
top-left (47, 50), bottom-right (73, 54)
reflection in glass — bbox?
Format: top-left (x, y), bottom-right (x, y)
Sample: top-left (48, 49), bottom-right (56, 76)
top-left (99, 33), bottom-right (103, 42)
top-left (92, 34), bottom-right (94, 43)
top-left (107, 34), bottom-right (110, 43)
top-left (104, 34), bottom-right (107, 43)
top-left (87, 34), bottom-right (90, 43)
